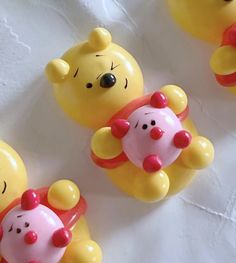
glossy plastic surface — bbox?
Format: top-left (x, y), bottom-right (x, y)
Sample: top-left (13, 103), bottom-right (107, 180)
top-left (0, 178), bottom-right (102, 263)
top-left (0, 141), bottom-right (27, 213)
top-left (92, 87), bottom-right (214, 202)
top-left (167, 0), bottom-right (236, 91)
top-left (1, 190), bottom-right (67, 263)
top-left (45, 28), bottom-right (144, 130)
top-left (167, 0), bottom-right (236, 44)
top-left (45, 28), bottom-right (214, 202)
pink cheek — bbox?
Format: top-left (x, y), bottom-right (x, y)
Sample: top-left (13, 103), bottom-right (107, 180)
top-left (24, 231), bottom-right (38, 245)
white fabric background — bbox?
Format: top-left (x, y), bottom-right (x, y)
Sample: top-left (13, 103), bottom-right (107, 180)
top-left (0, 1), bottom-right (235, 262)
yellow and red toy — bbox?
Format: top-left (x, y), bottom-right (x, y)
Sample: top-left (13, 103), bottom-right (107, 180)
top-left (0, 141), bottom-right (102, 263)
top-left (167, 0), bottom-right (236, 92)
top-left (45, 28), bottom-right (214, 203)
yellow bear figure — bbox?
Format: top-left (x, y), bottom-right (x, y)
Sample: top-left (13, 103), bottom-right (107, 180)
top-left (0, 142), bottom-right (102, 263)
top-left (45, 28), bottom-right (214, 203)
top-left (167, 0), bottom-right (236, 92)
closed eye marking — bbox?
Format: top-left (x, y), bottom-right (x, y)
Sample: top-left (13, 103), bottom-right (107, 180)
top-left (111, 61), bottom-right (119, 71)
top-left (2, 181), bottom-right (7, 194)
top-left (96, 54), bottom-right (105, 57)
top-left (135, 121), bottom-right (139, 128)
top-left (73, 67), bottom-right (79, 78)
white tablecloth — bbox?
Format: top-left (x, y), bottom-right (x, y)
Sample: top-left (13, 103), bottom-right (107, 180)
top-left (0, 1), bottom-right (235, 262)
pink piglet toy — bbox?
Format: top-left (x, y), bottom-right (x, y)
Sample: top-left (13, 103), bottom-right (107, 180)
top-left (0, 190), bottom-right (72, 263)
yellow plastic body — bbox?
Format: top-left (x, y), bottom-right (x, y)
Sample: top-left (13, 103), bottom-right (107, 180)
top-left (0, 140), bottom-right (27, 213)
top-left (48, 180), bottom-right (102, 263)
top-left (45, 28), bottom-right (144, 130)
top-left (46, 28), bottom-right (214, 203)
top-left (167, 0), bottom-right (236, 92)
top-left (91, 86), bottom-right (214, 202)
top-left (167, 0), bottom-right (236, 44)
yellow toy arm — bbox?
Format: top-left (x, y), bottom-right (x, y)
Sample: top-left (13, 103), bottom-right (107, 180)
top-left (160, 85), bottom-right (188, 115)
top-left (48, 180), bottom-right (80, 210)
top-left (45, 58), bottom-right (70, 84)
top-left (180, 136), bottom-right (214, 170)
top-left (91, 127), bottom-right (123, 159)
top-left (210, 46), bottom-right (236, 75)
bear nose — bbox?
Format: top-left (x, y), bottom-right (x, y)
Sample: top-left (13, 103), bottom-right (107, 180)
top-left (150, 127), bottom-right (164, 140)
top-left (100, 73), bottom-right (116, 88)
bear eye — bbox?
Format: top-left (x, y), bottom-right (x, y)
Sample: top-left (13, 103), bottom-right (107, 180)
top-left (142, 124), bottom-right (148, 130)
top-left (224, 0), bottom-right (233, 2)
top-left (151, 120), bottom-right (156, 126)
top-left (25, 222), bottom-right (30, 228)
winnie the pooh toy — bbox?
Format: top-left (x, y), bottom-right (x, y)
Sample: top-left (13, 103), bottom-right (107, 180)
top-left (45, 28), bottom-right (214, 203)
top-left (167, 0), bottom-right (236, 92)
top-left (0, 142), bottom-right (102, 263)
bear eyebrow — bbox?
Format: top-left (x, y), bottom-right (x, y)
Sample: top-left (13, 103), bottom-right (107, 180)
top-left (17, 214), bottom-right (24, 218)
top-left (135, 121), bottom-right (139, 128)
top-left (144, 112), bottom-right (154, 115)
top-left (96, 54), bottom-right (105, 57)
top-left (73, 67), bottom-right (79, 78)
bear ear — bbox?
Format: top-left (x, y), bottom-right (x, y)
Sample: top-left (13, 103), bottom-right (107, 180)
top-left (88, 28), bottom-right (112, 50)
top-left (45, 58), bottom-right (70, 84)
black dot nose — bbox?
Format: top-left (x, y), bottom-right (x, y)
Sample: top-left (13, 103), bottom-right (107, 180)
top-left (100, 73), bottom-right (116, 88)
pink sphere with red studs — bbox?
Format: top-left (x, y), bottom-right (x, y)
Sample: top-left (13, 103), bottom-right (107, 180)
top-left (111, 92), bottom-right (192, 173)
top-left (0, 190), bottom-right (72, 263)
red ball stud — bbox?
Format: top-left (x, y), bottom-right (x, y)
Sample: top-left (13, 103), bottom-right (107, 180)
top-left (150, 127), bottom-right (164, 140)
top-left (52, 227), bottom-right (72, 248)
top-left (173, 130), bottom-right (192, 149)
top-left (28, 261), bottom-right (40, 263)
top-left (223, 24), bottom-right (236, 47)
top-left (24, 231), bottom-right (38, 245)
top-left (111, 119), bottom-right (130, 139)
top-left (21, 190), bottom-right (40, 211)
top-left (0, 225), bottom-right (3, 242)
top-left (143, 155), bottom-right (162, 173)
top-left (150, 92), bottom-right (168, 109)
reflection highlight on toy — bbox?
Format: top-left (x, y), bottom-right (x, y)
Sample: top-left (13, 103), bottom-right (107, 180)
top-left (46, 28), bottom-right (214, 203)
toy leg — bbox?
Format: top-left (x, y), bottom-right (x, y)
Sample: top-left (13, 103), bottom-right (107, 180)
top-left (107, 162), bottom-right (170, 202)
top-left (179, 136), bottom-right (214, 169)
top-left (62, 240), bottom-right (102, 263)
top-left (60, 216), bottom-right (102, 263)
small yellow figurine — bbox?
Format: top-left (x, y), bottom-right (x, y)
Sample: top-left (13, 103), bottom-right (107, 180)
top-left (0, 142), bottom-right (102, 263)
top-left (45, 28), bottom-right (214, 203)
top-left (167, 0), bottom-right (236, 91)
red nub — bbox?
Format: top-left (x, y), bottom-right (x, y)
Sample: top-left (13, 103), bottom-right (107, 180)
top-left (28, 261), bottom-right (40, 263)
top-left (0, 225), bottom-right (3, 242)
top-left (223, 24), bottom-right (236, 47)
top-left (24, 231), bottom-right (38, 245)
top-left (150, 92), bottom-right (168, 109)
top-left (143, 155), bottom-right (162, 173)
top-left (21, 190), bottom-right (40, 211)
top-left (52, 228), bottom-right (72, 248)
top-left (111, 119), bottom-right (130, 139)
top-left (150, 127), bottom-right (164, 140)
top-left (173, 130), bottom-right (192, 149)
